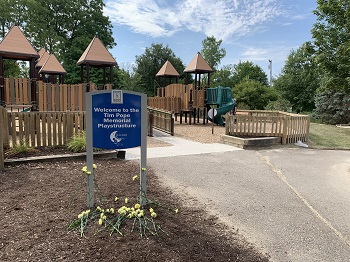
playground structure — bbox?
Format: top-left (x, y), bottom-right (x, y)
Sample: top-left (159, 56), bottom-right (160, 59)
top-left (149, 53), bottom-right (234, 126)
top-left (0, 25), bottom-right (115, 109)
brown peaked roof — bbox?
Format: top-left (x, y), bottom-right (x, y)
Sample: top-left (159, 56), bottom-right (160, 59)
top-left (0, 25), bottom-right (39, 60)
top-left (156, 60), bottom-right (180, 77)
top-left (77, 36), bottom-right (117, 66)
top-left (39, 54), bottom-right (67, 74)
top-left (38, 48), bottom-right (46, 58)
top-left (36, 49), bottom-right (50, 68)
top-left (184, 52), bottom-right (213, 73)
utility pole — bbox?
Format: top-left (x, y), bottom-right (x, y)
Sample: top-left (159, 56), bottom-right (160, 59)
top-left (268, 59), bottom-right (272, 87)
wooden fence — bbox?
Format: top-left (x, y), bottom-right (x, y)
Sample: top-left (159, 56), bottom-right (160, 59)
top-left (3, 111), bottom-right (86, 148)
top-left (147, 107), bottom-right (174, 136)
top-left (3, 78), bottom-right (112, 111)
top-left (225, 110), bottom-right (310, 144)
top-left (0, 107), bottom-right (5, 170)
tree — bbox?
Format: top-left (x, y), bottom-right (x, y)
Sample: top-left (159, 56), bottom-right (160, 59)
top-left (201, 36), bottom-right (226, 70)
top-left (312, 0), bottom-right (350, 93)
top-left (231, 61), bottom-right (269, 87)
top-left (273, 42), bottom-right (320, 113)
top-left (233, 79), bottom-right (278, 110)
top-left (211, 65), bottom-right (234, 88)
top-left (0, 0), bottom-right (28, 38)
top-left (25, 0), bottom-right (115, 84)
top-left (135, 43), bottom-right (185, 96)
top-left (311, 0), bottom-right (350, 123)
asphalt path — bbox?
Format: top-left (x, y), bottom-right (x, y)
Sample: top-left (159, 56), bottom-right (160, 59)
top-left (127, 134), bottom-right (350, 261)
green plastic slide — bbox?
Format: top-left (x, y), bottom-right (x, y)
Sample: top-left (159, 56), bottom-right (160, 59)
top-left (206, 86), bottom-right (234, 126)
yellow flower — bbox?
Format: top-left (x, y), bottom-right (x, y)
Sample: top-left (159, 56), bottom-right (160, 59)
top-left (78, 213), bottom-right (83, 219)
top-left (141, 167), bottom-right (147, 171)
top-left (102, 215), bottom-right (107, 220)
top-left (125, 198), bottom-right (128, 204)
top-left (132, 175), bottom-right (138, 181)
top-left (110, 208), bottom-right (115, 214)
top-left (175, 209), bottom-right (179, 214)
top-left (114, 197), bottom-right (119, 201)
top-left (106, 209), bottom-right (110, 213)
top-left (86, 209), bottom-right (91, 215)
top-left (151, 212), bottom-right (157, 218)
top-left (86, 171), bottom-right (91, 175)
top-left (100, 213), bottom-right (105, 218)
top-left (93, 164), bottom-right (97, 169)
top-left (137, 213), bottom-right (143, 218)
top-left (98, 218), bottom-right (103, 225)
top-left (134, 203), bottom-right (141, 209)
top-left (149, 208), bottom-right (154, 213)
top-left (96, 206), bottom-right (102, 211)
top-left (82, 166), bottom-right (87, 172)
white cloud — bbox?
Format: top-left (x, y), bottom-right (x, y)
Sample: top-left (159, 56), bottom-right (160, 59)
top-left (104, 0), bottom-right (283, 40)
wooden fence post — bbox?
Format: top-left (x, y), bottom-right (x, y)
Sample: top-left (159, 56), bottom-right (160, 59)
top-left (171, 112), bottom-right (174, 136)
top-left (0, 107), bottom-right (5, 170)
top-left (148, 111), bottom-right (154, 137)
top-left (282, 116), bottom-right (288, 145)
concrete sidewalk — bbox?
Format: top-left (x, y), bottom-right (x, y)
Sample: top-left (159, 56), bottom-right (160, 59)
top-left (124, 131), bottom-right (242, 160)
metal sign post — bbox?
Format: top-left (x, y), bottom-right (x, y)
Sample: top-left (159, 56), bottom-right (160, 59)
top-left (85, 90), bottom-right (147, 208)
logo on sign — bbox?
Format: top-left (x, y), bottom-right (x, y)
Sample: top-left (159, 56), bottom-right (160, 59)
top-left (109, 130), bottom-right (124, 146)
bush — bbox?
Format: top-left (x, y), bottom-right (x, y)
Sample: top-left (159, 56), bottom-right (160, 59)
top-left (314, 91), bottom-right (350, 124)
top-left (265, 98), bottom-right (292, 112)
top-left (67, 131), bottom-right (87, 152)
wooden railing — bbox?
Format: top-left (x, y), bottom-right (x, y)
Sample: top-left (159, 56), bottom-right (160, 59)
top-left (225, 110), bottom-right (310, 144)
top-left (147, 97), bottom-right (181, 114)
top-left (147, 107), bottom-right (174, 136)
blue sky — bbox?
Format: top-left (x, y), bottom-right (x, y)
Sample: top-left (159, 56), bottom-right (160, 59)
top-left (103, 0), bottom-right (317, 78)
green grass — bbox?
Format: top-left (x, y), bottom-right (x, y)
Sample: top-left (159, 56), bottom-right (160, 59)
top-left (309, 123), bottom-right (350, 150)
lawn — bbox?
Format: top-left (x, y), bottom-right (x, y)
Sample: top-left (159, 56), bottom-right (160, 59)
top-left (308, 123), bottom-right (350, 150)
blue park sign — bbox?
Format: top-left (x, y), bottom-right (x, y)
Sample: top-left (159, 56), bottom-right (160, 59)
top-left (85, 89), bottom-right (148, 208)
top-left (90, 90), bottom-right (144, 149)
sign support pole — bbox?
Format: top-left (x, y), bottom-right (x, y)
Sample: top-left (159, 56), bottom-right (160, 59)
top-left (140, 93), bottom-right (147, 206)
top-left (86, 92), bottom-right (94, 208)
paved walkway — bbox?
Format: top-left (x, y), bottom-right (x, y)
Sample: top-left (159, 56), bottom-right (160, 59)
top-left (126, 131), bottom-right (350, 262)
top-left (124, 132), bottom-right (242, 160)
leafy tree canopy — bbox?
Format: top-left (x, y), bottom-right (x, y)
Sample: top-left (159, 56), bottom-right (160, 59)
top-left (312, 0), bottom-right (350, 93)
top-left (211, 65), bottom-right (234, 88)
top-left (200, 36), bottom-right (226, 71)
top-left (135, 43), bottom-right (185, 96)
top-left (273, 42), bottom-right (320, 112)
top-left (0, 0), bottom-right (115, 85)
top-left (231, 61), bottom-right (269, 87)
top-left (233, 79), bottom-right (278, 110)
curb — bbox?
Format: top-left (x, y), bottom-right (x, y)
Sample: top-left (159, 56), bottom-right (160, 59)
top-left (4, 150), bottom-right (126, 166)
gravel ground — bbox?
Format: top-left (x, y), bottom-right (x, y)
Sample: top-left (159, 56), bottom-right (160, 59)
top-left (147, 121), bottom-right (226, 147)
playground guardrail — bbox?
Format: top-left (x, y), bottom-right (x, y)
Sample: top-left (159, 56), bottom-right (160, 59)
top-left (225, 110), bottom-right (310, 144)
top-left (147, 107), bottom-right (174, 136)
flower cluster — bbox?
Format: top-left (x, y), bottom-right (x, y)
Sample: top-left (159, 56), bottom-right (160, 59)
top-left (81, 164), bottom-right (97, 175)
top-left (69, 165), bottom-right (178, 238)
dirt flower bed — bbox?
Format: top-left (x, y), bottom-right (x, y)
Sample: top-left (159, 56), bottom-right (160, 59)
top-left (0, 157), bottom-right (269, 261)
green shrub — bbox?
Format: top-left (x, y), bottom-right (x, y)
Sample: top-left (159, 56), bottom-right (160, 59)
top-left (67, 131), bottom-right (87, 153)
top-left (265, 98), bottom-right (292, 112)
